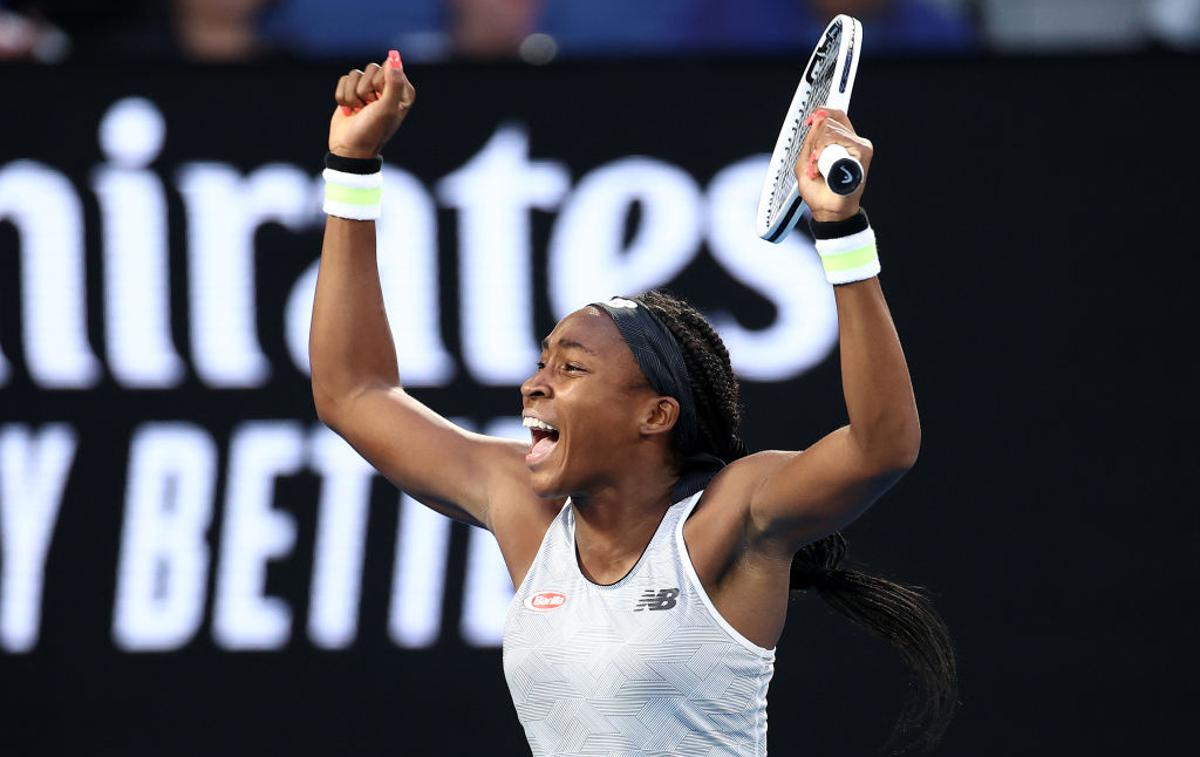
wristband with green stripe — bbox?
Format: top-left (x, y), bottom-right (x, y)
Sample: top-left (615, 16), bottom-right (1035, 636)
top-left (814, 226), bottom-right (880, 285)
top-left (323, 167), bottom-right (382, 221)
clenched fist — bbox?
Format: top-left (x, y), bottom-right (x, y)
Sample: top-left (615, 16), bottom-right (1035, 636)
top-left (797, 108), bottom-right (873, 223)
top-left (328, 50), bottom-right (417, 160)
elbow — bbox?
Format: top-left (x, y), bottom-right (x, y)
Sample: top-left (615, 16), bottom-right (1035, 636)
top-left (312, 386), bottom-right (341, 429)
top-left (886, 434), bottom-right (920, 474)
top-left (885, 426), bottom-right (921, 474)
top-left (856, 419), bottom-right (921, 476)
top-left (311, 378), bottom-right (397, 431)
top-left (311, 378), bottom-right (355, 431)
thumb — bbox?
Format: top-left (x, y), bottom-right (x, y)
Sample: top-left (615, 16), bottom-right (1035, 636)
top-left (379, 49), bottom-right (410, 106)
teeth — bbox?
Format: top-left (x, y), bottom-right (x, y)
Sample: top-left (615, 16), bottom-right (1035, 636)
top-left (522, 416), bottom-right (558, 433)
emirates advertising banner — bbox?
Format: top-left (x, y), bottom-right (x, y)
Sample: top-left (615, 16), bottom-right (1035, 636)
top-left (6, 57), bottom-right (1186, 756)
top-left (0, 64), bottom-right (846, 667)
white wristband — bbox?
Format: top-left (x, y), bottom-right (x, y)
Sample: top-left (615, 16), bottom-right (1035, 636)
top-left (814, 226), bottom-right (880, 285)
top-left (323, 167), bottom-right (382, 221)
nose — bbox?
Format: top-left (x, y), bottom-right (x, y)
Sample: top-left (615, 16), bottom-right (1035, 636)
top-left (520, 366), bottom-right (551, 400)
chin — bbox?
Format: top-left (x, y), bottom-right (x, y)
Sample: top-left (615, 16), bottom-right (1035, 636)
top-left (528, 469), bottom-right (566, 499)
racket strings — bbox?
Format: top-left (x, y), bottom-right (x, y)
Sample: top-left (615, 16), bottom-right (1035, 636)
top-left (768, 34), bottom-right (840, 223)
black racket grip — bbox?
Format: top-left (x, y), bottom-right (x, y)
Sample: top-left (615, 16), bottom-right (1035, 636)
top-left (817, 144), bottom-right (864, 196)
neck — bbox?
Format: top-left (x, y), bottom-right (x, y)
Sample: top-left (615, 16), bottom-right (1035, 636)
top-left (570, 460), bottom-right (678, 585)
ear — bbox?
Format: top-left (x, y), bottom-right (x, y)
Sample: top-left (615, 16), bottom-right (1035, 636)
top-left (639, 396), bottom-right (680, 439)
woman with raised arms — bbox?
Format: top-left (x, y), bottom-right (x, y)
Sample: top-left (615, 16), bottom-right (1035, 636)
top-left (310, 50), bottom-right (957, 755)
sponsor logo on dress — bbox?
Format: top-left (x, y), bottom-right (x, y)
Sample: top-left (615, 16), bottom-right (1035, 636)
top-left (633, 587), bottom-right (679, 611)
top-left (524, 591), bottom-right (568, 612)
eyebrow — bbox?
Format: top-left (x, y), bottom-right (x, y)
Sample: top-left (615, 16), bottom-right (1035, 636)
top-left (541, 337), bottom-right (598, 356)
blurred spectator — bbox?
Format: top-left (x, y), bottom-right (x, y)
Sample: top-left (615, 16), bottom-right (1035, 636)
top-left (0, 7), bottom-right (69, 61)
top-left (981, 0), bottom-right (1200, 51)
top-left (0, 0), bottom-right (166, 61)
top-left (1, 0), bottom-right (278, 62)
top-left (259, 0), bottom-right (542, 61)
top-left (174, 0), bottom-right (273, 62)
top-left (257, 0), bottom-right (449, 60)
top-left (1146, 0), bottom-right (1200, 49)
top-left (449, 0), bottom-right (543, 58)
top-left (800, 0), bottom-right (977, 52)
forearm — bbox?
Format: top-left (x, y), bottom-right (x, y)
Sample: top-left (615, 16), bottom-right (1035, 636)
top-left (309, 217), bottom-right (401, 415)
top-left (833, 276), bottom-right (920, 469)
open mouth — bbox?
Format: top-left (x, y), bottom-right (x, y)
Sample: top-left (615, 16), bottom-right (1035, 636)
top-left (522, 416), bottom-right (560, 466)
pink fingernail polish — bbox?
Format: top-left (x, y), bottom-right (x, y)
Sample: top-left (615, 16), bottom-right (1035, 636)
top-left (342, 106), bottom-right (351, 115)
top-left (388, 49), bottom-right (402, 69)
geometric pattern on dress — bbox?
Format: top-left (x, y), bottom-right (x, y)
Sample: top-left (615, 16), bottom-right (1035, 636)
top-left (503, 491), bottom-right (776, 756)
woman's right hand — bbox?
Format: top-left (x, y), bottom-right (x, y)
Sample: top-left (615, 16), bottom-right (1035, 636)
top-left (328, 50), bottom-right (416, 160)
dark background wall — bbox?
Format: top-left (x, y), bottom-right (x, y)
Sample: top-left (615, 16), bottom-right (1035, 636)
top-left (0, 55), bottom-right (1196, 755)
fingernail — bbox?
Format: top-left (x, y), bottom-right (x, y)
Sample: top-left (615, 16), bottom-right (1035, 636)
top-left (805, 115), bottom-right (813, 126)
top-left (388, 49), bottom-right (402, 69)
top-left (342, 106), bottom-right (351, 115)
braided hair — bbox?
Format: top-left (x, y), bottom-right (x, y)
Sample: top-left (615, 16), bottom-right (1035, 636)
top-left (638, 289), bottom-right (959, 754)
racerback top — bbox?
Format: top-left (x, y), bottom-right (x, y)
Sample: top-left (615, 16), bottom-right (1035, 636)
top-left (502, 491), bottom-right (776, 756)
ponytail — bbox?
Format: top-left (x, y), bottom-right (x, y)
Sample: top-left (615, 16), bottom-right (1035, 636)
top-left (792, 533), bottom-right (959, 753)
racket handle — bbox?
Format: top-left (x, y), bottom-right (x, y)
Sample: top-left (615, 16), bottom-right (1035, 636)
top-left (817, 144), bottom-right (864, 196)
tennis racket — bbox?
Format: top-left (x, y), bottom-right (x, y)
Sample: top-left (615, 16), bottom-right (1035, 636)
top-left (756, 14), bottom-right (864, 243)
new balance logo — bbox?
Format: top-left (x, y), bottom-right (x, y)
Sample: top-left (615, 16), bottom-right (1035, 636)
top-left (633, 588), bottom-right (679, 611)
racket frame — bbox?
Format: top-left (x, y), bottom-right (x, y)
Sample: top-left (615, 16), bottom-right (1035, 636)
top-left (755, 14), bottom-right (863, 243)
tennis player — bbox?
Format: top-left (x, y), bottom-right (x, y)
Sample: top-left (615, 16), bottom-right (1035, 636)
top-left (311, 52), bottom-right (957, 755)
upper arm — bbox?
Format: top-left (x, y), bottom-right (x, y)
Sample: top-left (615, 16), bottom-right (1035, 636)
top-left (742, 425), bottom-right (915, 553)
top-left (317, 384), bottom-right (531, 530)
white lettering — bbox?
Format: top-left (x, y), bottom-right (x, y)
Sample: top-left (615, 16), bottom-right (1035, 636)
top-left (0, 162), bottom-right (100, 388)
top-left (388, 493), bottom-right (451, 648)
top-left (0, 424), bottom-right (77, 652)
top-left (548, 157), bottom-right (702, 317)
top-left (112, 423), bottom-right (215, 651)
top-left (439, 126), bottom-right (569, 384)
top-left (307, 428), bottom-right (374, 649)
top-left (94, 98), bottom-right (185, 388)
top-left (705, 157), bottom-right (838, 380)
top-left (177, 163), bottom-right (315, 388)
top-left (213, 421), bottom-right (303, 650)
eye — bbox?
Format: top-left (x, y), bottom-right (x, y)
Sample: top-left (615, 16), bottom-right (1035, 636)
top-left (563, 363), bottom-right (585, 373)
top-left (536, 360), bottom-right (546, 370)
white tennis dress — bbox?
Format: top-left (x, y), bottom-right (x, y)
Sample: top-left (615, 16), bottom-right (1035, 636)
top-left (503, 491), bottom-right (777, 756)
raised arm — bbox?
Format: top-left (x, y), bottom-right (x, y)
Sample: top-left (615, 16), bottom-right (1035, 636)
top-left (310, 53), bottom-right (528, 529)
top-left (740, 108), bottom-right (921, 552)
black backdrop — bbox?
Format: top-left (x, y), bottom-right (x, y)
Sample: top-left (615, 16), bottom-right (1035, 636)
top-left (0, 54), bottom-right (1197, 756)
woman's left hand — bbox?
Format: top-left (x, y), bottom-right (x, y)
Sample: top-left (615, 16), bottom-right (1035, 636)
top-left (796, 108), bottom-right (874, 223)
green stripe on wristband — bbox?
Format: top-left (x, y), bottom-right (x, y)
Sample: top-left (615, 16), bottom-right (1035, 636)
top-left (820, 244), bottom-right (878, 273)
top-left (325, 183), bottom-right (382, 206)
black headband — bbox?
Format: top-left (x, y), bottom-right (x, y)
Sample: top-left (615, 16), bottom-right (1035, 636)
top-left (591, 296), bottom-right (699, 455)
top-left (591, 296), bottom-right (730, 502)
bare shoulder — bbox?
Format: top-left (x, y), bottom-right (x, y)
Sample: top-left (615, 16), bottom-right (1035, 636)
top-left (693, 450), bottom-right (802, 514)
top-left (682, 450), bottom-right (801, 574)
top-left (484, 464), bottom-right (565, 589)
